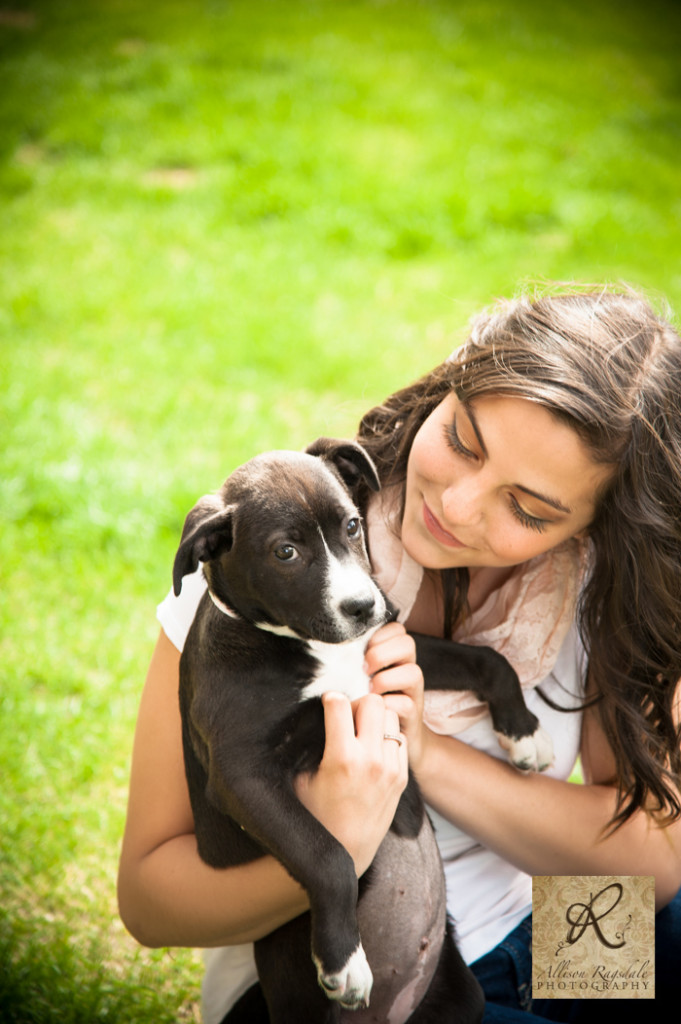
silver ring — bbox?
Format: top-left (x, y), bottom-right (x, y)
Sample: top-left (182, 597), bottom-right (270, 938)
top-left (383, 733), bottom-right (403, 746)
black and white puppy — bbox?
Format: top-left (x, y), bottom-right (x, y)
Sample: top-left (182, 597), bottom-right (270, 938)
top-left (173, 438), bottom-right (552, 1024)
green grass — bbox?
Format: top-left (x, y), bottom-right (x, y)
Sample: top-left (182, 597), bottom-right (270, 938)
top-left (2, 0), bottom-right (680, 1018)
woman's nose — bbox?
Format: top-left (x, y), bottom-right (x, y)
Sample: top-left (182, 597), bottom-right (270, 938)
top-left (441, 475), bottom-right (485, 527)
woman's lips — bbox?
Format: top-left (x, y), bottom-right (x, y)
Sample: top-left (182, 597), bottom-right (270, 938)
top-left (422, 502), bottom-right (465, 548)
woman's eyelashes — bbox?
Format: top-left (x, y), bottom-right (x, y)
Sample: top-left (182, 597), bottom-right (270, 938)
top-left (444, 421), bottom-right (476, 460)
top-left (508, 496), bottom-right (549, 533)
top-left (443, 422), bottom-right (550, 534)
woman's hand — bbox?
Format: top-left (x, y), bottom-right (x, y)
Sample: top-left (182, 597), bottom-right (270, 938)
top-left (294, 690), bottom-right (408, 877)
top-left (363, 621), bottom-right (430, 771)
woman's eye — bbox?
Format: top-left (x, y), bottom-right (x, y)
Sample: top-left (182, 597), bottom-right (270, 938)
top-left (274, 544), bottom-right (298, 561)
top-left (509, 497), bottom-right (548, 534)
top-left (443, 422), bottom-right (477, 461)
top-left (347, 518), bottom-right (361, 538)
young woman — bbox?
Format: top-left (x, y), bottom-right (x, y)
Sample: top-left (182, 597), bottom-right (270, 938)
top-left (118, 287), bottom-right (681, 1022)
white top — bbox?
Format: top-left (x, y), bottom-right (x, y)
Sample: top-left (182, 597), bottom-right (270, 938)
top-left (158, 497), bottom-right (587, 1023)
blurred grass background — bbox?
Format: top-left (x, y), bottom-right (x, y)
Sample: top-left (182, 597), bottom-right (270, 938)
top-left (1, 0), bottom-right (680, 1019)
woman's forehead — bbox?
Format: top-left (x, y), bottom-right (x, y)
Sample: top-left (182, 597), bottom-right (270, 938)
top-left (456, 394), bottom-right (613, 514)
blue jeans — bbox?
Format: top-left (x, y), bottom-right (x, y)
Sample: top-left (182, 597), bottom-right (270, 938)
top-left (470, 887), bottom-right (681, 1021)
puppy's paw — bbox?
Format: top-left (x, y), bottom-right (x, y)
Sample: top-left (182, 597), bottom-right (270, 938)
top-left (314, 943), bottom-right (373, 1009)
top-left (496, 725), bottom-right (554, 773)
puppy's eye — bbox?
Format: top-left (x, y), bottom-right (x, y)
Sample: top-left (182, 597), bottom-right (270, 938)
top-left (347, 518), bottom-right (361, 538)
top-left (274, 544), bottom-right (298, 561)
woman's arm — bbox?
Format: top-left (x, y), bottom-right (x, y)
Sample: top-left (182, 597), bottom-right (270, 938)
top-left (117, 631), bottom-right (307, 948)
top-left (366, 632), bottom-right (681, 911)
top-left (414, 722), bottom-right (681, 910)
top-left (117, 629), bottom-right (408, 949)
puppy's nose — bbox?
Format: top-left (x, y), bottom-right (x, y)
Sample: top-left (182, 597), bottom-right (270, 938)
top-left (340, 594), bottom-right (376, 624)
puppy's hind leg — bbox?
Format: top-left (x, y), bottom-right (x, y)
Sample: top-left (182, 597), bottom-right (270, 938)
top-left (214, 774), bottom-right (371, 1012)
top-left (255, 914), bottom-right (341, 1024)
top-left (219, 983), bottom-right (270, 1024)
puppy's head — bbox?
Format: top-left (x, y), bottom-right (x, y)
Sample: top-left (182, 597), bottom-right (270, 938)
top-left (173, 439), bottom-right (388, 643)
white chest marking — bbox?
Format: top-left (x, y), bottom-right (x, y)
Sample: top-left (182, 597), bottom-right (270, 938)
top-left (301, 632), bottom-right (376, 703)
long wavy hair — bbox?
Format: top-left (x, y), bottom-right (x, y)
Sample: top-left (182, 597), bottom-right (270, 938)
top-left (357, 287), bottom-right (681, 828)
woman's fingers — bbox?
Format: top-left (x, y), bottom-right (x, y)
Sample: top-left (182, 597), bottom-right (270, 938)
top-left (356, 698), bottom-right (407, 777)
top-left (316, 691), bottom-right (406, 775)
top-left (364, 622), bottom-right (417, 677)
top-left (294, 691), bottom-right (409, 876)
top-left (362, 622), bottom-right (427, 770)
top-left (353, 690), bottom-right (398, 743)
top-left (365, 624), bottom-right (422, 700)
top-left (321, 689), bottom-right (359, 759)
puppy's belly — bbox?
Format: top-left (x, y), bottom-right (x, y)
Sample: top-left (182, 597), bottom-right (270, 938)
top-left (341, 817), bottom-right (447, 1024)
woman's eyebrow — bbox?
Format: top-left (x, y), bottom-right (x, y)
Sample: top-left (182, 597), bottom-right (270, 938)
top-left (463, 402), bottom-right (489, 458)
top-left (464, 401), bottom-right (573, 515)
top-left (516, 484), bottom-right (572, 515)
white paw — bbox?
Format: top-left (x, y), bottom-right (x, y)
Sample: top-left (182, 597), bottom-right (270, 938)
top-left (314, 943), bottom-right (373, 1010)
top-left (496, 726), bottom-right (554, 772)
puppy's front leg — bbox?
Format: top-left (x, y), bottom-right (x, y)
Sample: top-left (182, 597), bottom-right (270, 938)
top-left (412, 634), bottom-right (553, 771)
top-left (206, 769), bottom-right (373, 1010)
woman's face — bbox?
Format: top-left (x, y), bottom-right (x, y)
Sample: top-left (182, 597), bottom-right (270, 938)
top-left (402, 393), bottom-right (612, 571)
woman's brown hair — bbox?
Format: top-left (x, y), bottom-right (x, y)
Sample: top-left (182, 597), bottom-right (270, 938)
top-left (357, 287), bottom-right (681, 828)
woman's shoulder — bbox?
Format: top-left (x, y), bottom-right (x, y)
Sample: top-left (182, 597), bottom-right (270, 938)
top-left (157, 566), bottom-right (207, 652)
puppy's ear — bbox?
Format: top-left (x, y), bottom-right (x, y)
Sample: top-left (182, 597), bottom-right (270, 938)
top-left (173, 495), bottom-right (235, 596)
top-left (305, 437), bottom-right (380, 494)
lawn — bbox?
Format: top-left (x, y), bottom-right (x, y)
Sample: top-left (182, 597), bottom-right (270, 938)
top-left (2, 0), bottom-right (680, 1019)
